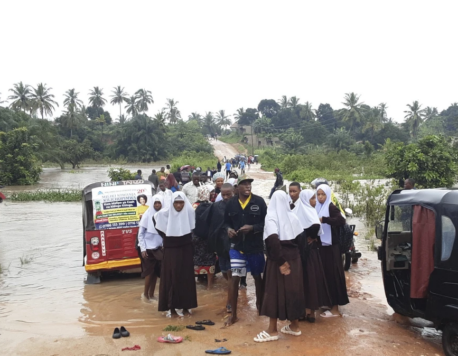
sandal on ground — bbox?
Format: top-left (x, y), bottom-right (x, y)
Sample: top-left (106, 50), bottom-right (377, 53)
top-left (205, 347), bottom-right (232, 354)
top-left (215, 338), bottom-right (228, 342)
top-left (254, 331), bottom-right (279, 343)
top-left (280, 325), bottom-right (301, 336)
top-left (120, 326), bottom-right (130, 337)
top-left (157, 334), bottom-right (183, 343)
top-left (112, 327), bottom-right (121, 339)
top-left (196, 320), bottom-right (215, 325)
top-left (320, 310), bottom-right (340, 318)
top-left (175, 309), bottom-right (184, 317)
top-left (186, 325), bottom-right (205, 331)
top-left (165, 310), bottom-right (172, 318)
top-left (306, 314), bottom-right (316, 323)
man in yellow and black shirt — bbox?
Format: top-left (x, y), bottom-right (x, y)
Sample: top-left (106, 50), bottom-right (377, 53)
top-left (223, 176), bottom-right (267, 327)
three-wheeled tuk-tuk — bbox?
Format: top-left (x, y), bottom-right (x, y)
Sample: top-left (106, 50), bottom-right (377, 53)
top-left (376, 189), bottom-right (458, 356)
top-left (82, 180), bottom-right (156, 284)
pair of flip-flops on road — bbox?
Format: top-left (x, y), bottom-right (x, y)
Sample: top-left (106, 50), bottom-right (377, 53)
top-left (186, 320), bottom-right (215, 330)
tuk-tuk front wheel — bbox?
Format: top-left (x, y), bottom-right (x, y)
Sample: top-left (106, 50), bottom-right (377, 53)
top-left (443, 322), bottom-right (458, 356)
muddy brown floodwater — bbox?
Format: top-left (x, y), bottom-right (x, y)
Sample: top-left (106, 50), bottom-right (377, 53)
top-left (0, 144), bottom-right (446, 355)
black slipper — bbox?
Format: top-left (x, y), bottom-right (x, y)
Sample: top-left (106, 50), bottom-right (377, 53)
top-left (120, 326), bottom-right (130, 337)
top-left (112, 327), bottom-right (121, 339)
top-left (196, 320), bottom-right (215, 325)
top-left (186, 325), bottom-right (205, 330)
top-left (306, 315), bottom-right (316, 323)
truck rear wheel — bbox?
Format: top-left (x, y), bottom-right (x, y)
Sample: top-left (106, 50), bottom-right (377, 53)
top-left (443, 322), bottom-right (458, 356)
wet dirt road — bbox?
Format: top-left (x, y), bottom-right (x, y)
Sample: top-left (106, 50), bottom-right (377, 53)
top-left (0, 146), bottom-right (445, 355)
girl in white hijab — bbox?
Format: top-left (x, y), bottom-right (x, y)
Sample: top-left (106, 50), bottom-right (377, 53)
top-left (138, 195), bottom-right (164, 302)
top-left (254, 191), bottom-right (305, 343)
top-left (295, 189), bottom-right (331, 322)
top-left (154, 191), bottom-right (197, 317)
top-left (315, 184), bottom-right (348, 318)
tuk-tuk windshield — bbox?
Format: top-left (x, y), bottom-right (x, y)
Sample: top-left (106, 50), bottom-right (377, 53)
top-left (84, 182), bottom-right (154, 231)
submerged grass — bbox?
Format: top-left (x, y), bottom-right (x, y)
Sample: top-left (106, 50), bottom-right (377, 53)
top-left (9, 189), bottom-right (81, 202)
top-left (19, 255), bottom-right (33, 266)
top-left (163, 325), bottom-right (185, 332)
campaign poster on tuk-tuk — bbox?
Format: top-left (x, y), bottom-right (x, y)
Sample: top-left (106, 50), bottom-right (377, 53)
top-left (92, 184), bottom-right (154, 230)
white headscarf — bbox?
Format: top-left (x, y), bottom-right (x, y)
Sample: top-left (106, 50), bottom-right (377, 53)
top-left (315, 184), bottom-right (332, 246)
top-left (157, 189), bottom-right (173, 210)
top-left (154, 191), bottom-right (195, 236)
top-left (294, 189), bottom-right (322, 230)
top-left (263, 191), bottom-right (303, 241)
top-left (139, 194), bottom-right (164, 234)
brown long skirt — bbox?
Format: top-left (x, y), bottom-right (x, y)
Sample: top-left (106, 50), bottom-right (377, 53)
top-left (260, 256), bottom-right (305, 321)
top-left (303, 245), bottom-right (332, 310)
top-left (319, 244), bottom-right (349, 306)
top-left (158, 241), bottom-right (197, 311)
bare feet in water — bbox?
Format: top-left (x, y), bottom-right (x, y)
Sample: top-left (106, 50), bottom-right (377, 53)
top-left (224, 315), bottom-right (239, 326)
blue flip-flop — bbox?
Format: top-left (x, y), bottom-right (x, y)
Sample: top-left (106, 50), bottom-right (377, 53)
top-left (205, 347), bottom-right (231, 354)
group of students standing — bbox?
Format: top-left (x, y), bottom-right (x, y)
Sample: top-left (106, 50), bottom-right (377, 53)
top-left (137, 172), bottom-right (349, 343)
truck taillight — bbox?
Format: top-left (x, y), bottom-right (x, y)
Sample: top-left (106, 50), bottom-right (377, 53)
top-left (91, 237), bottom-right (100, 245)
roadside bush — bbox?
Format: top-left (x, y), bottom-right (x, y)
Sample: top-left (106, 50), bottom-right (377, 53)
top-left (9, 189), bottom-right (81, 202)
top-left (107, 167), bottom-right (136, 181)
top-left (170, 151), bottom-right (217, 172)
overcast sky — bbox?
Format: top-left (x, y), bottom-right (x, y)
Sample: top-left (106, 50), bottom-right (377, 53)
top-left (1, 0), bottom-right (457, 124)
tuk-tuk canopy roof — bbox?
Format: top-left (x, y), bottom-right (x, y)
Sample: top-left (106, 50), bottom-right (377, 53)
top-left (82, 180), bottom-right (155, 200)
top-left (388, 188), bottom-right (458, 208)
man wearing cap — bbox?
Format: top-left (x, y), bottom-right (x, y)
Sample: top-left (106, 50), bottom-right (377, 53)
top-left (223, 177), bottom-right (267, 326)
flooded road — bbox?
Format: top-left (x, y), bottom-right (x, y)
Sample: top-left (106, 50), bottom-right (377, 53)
top-left (0, 148), bottom-right (445, 355)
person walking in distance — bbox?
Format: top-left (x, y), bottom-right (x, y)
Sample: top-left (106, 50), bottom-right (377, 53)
top-left (224, 177), bottom-right (267, 326)
top-left (225, 160), bottom-right (232, 179)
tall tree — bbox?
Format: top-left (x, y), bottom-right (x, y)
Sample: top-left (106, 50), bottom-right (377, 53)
top-left (125, 96), bottom-right (138, 117)
top-left (110, 86), bottom-right (129, 119)
top-left (163, 98), bottom-right (181, 124)
top-left (424, 106), bottom-right (438, 121)
top-left (135, 89), bottom-right (154, 113)
top-left (300, 101), bottom-right (316, 121)
top-left (202, 112), bottom-right (216, 135)
top-left (215, 110), bottom-right (231, 129)
top-left (234, 107), bottom-right (245, 121)
top-left (63, 89), bottom-right (83, 112)
top-left (341, 92), bottom-right (364, 131)
top-left (288, 96), bottom-right (300, 108)
top-left (378, 103), bottom-right (388, 122)
top-left (30, 83), bottom-right (59, 119)
top-left (278, 95), bottom-right (289, 109)
top-left (8, 82), bottom-right (32, 112)
top-left (404, 101), bottom-right (426, 139)
top-left (88, 87), bottom-right (107, 109)
top-left (188, 112), bottom-right (203, 125)
top-left (61, 108), bottom-right (87, 137)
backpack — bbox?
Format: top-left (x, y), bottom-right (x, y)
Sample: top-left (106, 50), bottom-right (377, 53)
top-left (339, 223), bottom-right (354, 254)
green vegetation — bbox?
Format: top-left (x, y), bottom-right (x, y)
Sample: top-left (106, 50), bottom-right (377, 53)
top-left (170, 151), bottom-right (217, 172)
top-left (9, 189), bottom-right (81, 202)
top-left (163, 325), bottom-right (185, 332)
top-left (19, 255), bottom-right (33, 266)
top-left (0, 127), bottom-right (42, 185)
top-left (385, 135), bottom-right (458, 188)
top-left (107, 167), bottom-right (137, 181)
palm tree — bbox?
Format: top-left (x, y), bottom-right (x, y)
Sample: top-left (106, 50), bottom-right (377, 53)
top-left (135, 89), bottom-right (154, 113)
top-left (341, 92), bottom-right (365, 131)
top-left (188, 112), bottom-right (203, 125)
top-left (278, 95), bottom-right (289, 109)
top-left (8, 82), bottom-right (32, 112)
top-left (300, 101), bottom-right (316, 121)
top-left (125, 96), bottom-right (139, 117)
top-left (117, 114), bottom-right (128, 124)
top-left (363, 107), bottom-right (382, 140)
top-left (88, 87), bottom-right (107, 109)
top-left (63, 89), bottom-right (83, 112)
top-left (424, 106), bottom-right (438, 121)
top-left (202, 112), bottom-right (216, 135)
top-left (378, 103), bottom-right (388, 122)
top-left (163, 98), bottom-right (181, 124)
top-left (215, 110), bottom-right (231, 129)
top-left (288, 96), bottom-right (300, 108)
top-left (110, 86), bottom-right (129, 119)
top-left (234, 107), bottom-right (245, 122)
top-left (30, 83), bottom-right (59, 119)
top-left (62, 108), bottom-right (87, 137)
top-left (404, 101), bottom-right (426, 138)
top-left (95, 114), bottom-right (107, 142)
